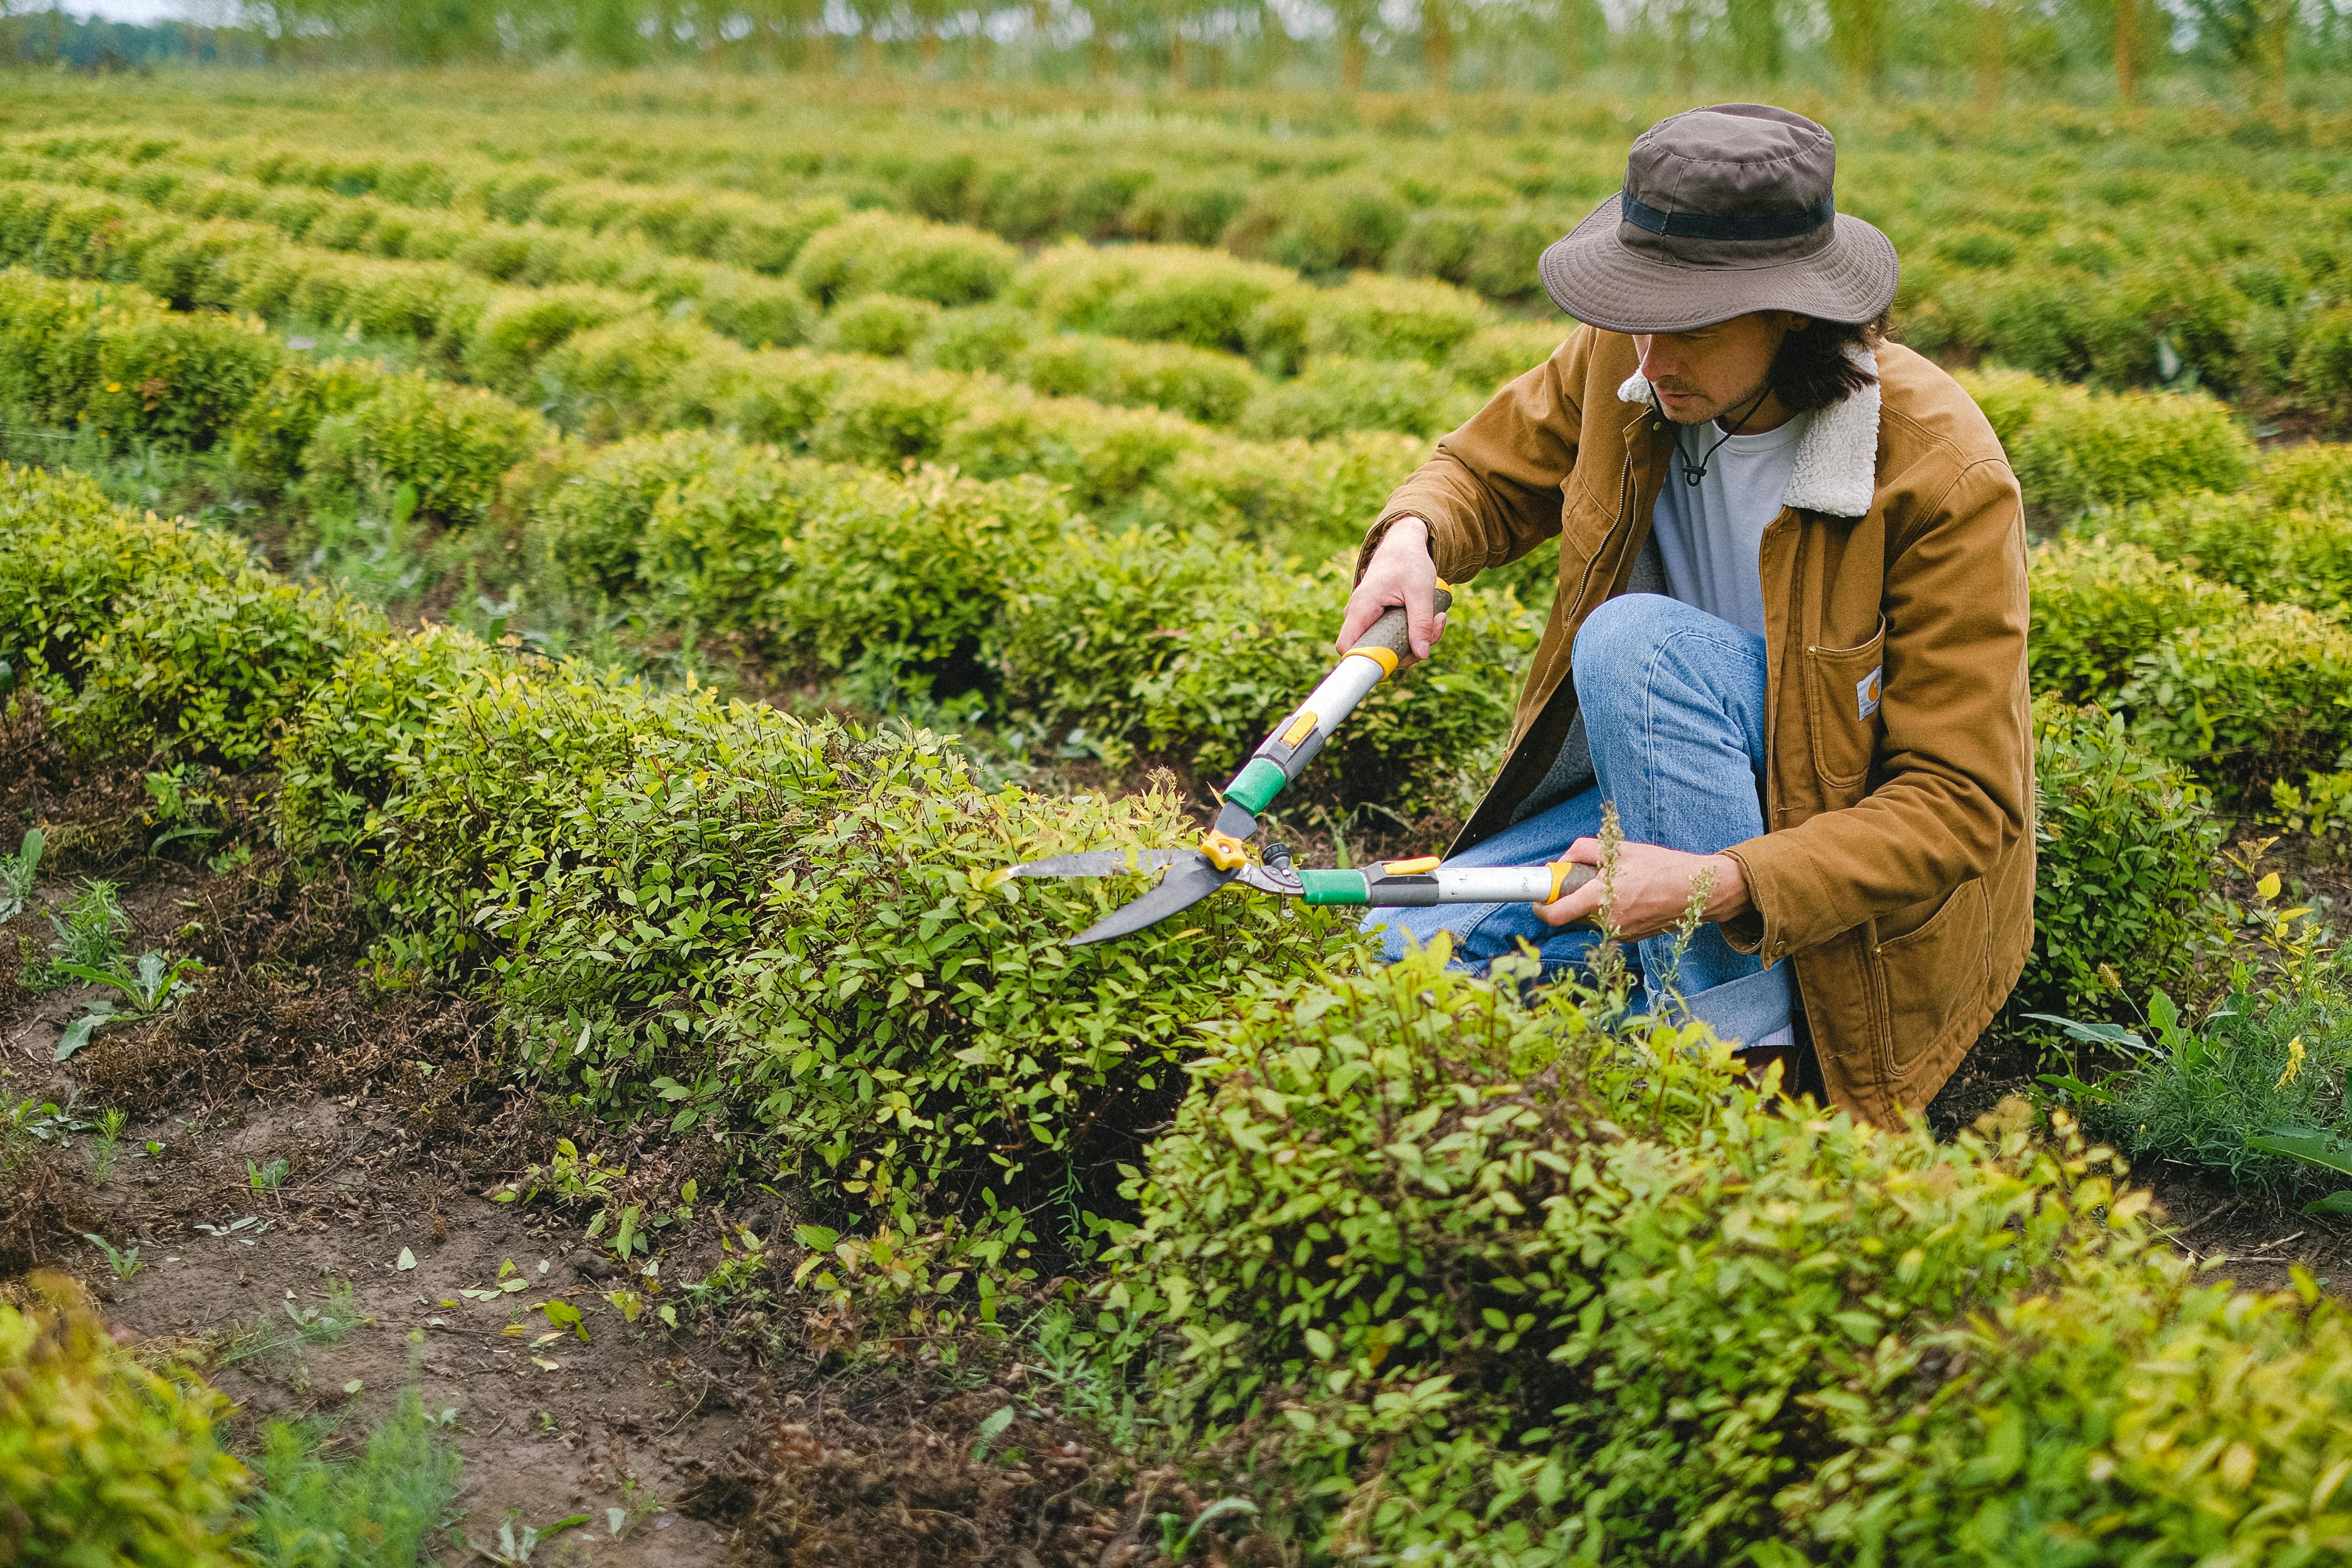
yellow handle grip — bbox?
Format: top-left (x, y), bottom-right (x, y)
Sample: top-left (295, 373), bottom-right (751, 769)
top-left (1544, 860), bottom-right (1598, 904)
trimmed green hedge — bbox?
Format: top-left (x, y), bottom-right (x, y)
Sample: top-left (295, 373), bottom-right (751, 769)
top-left (2027, 698), bottom-right (2222, 1019)
top-left (2026, 534), bottom-right (2246, 704)
top-left (1956, 366), bottom-right (2256, 516)
top-left (1103, 946), bottom-right (2352, 1566)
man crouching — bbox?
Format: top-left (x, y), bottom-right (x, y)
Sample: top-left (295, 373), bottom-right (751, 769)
top-left (1338, 103), bottom-right (2032, 1126)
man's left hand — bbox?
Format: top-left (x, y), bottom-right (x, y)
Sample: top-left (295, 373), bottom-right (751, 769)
top-left (1535, 839), bottom-right (1750, 939)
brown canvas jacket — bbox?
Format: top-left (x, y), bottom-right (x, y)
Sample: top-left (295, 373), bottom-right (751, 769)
top-left (1366, 326), bottom-right (2033, 1126)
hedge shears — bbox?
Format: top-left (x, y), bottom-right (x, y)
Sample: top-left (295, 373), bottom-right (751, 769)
top-left (1011, 587), bottom-right (1597, 944)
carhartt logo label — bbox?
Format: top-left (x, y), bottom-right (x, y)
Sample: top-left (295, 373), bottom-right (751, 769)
top-left (1856, 666), bottom-right (1882, 721)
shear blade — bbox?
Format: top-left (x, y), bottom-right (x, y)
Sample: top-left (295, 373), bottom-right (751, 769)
top-left (1008, 848), bottom-right (1188, 877)
top-left (1212, 800), bottom-right (1258, 841)
top-left (1068, 854), bottom-right (1235, 946)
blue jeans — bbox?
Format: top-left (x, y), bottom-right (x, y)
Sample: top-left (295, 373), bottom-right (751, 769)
top-left (1369, 594), bottom-right (1794, 1048)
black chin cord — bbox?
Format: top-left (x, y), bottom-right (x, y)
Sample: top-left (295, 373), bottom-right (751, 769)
top-left (1664, 381), bottom-right (1775, 488)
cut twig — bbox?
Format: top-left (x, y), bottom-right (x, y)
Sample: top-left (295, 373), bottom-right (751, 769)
top-left (2160, 1198), bottom-right (2240, 1244)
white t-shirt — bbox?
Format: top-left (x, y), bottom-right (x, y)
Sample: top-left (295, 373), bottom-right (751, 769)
top-left (1649, 410), bottom-right (1812, 639)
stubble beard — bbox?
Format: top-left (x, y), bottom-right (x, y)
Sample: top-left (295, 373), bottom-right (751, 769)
top-left (1657, 374), bottom-right (1774, 430)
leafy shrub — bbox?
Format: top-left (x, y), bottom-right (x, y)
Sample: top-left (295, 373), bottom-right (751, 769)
top-left (1224, 176), bottom-right (1409, 277)
top-left (225, 356), bottom-right (395, 493)
top-left (2094, 491), bottom-right (2352, 617)
top-left (688, 268), bottom-right (818, 348)
top-left (1956, 366), bottom-right (2256, 515)
top-left (1012, 242), bottom-right (1296, 356)
top-left (1240, 272), bottom-right (1488, 376)
top-left (939, 385), bottom-right (1205, 511)
top-left (512, 426), bottom-right (743, 602)
top-left (0, 464), bottom-right (254, 695)
top-left (790, 210), bottom-right (1018, 308)
top-left (995, 529), bottom-right (1533, 815)
top-left (0, 269), bottom-right (280, 452)
top-left (275, 622), bottom-right (498, 859)
top-left (1445, 320), bottom-right (1570, 390)
top-left (75, 566), bottom-right (375, 770)
top-left (1248, 355), bottom-right (1475, 440)
top-left (299, 370), bottom-right (551, 526)
top-left (1106, 947), bottom-right (2215, 1566)
top-left (458, 283), bottom-right (640, 395)
top-left (1011, 334), bottom-right (1266, 427)
top-left (371, 677), bottom-right (1357, 1247)
top-left (817, 292), bottom-right (941, 358)
top-left (0, 1272), bottom-right (245, 1566)
top-left (2256, 441), bottom-right (2352, 512)
top-left (0, 269), bottom-right (132, 424)
top-left (2025, 698), bottom-right (2222, 1019)
top-left (1122, 174), bottom-right (1250, 246)
top-left (2292, 301), bottom-right (2352, 434)
top-left (912, 302), bottom-right (1042, 372)
top-left (529, 314), bottom-right (718, 438)
top-left (82, 307), bottom-right (283, 452)
top-left (2123, 602), bottom-right (2352, 797)
top-left (2027, 534), bottom-right (2245, 703)
top-left (632, 457), bottom-right (1070, 683)
top-left (1134, 428), bottom-right (1428, 556)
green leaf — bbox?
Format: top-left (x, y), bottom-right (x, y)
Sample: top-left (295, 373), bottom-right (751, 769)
top-left (54, 1010), bottom-right (108, 1062)
top-left (2248, 1126), bottom-right (2352, 1179)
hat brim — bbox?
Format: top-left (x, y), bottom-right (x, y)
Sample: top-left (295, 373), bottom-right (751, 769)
top-left (1537, 192), bottom-right (1900, 335)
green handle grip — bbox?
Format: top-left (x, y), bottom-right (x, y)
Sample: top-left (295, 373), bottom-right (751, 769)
top-left (1346, 584), bottom-right (1454, 667)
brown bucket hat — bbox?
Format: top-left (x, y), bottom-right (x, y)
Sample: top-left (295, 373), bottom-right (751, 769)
top-left (1538, 103), bottom-right (1899, 335)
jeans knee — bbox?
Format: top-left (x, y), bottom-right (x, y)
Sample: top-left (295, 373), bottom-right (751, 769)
top-left (1572, 593), bottom-right (1677, 706)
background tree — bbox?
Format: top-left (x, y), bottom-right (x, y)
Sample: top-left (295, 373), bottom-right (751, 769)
top-left (1826, 0), bottom-right (1889, 94)
top-left (1724, 0), bottom-right (1783, 80)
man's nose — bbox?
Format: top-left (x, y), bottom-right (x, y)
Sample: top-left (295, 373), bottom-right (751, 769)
top-left (1638, 344), bottom-right (1676, 382)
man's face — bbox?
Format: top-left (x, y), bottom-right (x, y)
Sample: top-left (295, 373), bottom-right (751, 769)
top-left (1632, 312), bottom-right (1806, 426)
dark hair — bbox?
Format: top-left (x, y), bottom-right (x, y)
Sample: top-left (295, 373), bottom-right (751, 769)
top-left (1768, 310), bottom-right (1892, 413)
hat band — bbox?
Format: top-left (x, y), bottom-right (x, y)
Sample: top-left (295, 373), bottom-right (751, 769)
top-left (1620, 191), bottom-right (1835, 242)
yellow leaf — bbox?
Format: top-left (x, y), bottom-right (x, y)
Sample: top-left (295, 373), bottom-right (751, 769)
top-left (2219, 1440), bottom-right (2256, 1491)
top-left (2258, 872), bottom-right (2281, 901)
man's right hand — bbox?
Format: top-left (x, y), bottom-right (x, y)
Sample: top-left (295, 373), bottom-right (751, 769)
top-left (1336, 515), bottom-right (1446, 667)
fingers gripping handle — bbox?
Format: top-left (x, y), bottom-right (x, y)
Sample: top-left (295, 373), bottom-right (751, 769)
top-left (1345, 584), bottom-right (1454, 676)
top-left (1223, 585), bottom-right (1456, 819)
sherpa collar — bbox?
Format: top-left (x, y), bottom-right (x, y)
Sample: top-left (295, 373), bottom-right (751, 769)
top-left (1613, 347), bottom-right (1881, 519)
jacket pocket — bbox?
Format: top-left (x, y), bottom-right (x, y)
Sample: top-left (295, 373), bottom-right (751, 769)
top-left (1803, 618), bottom-right (1887, 791)
top-left (1875, 878), bottom-right (1991, 1062)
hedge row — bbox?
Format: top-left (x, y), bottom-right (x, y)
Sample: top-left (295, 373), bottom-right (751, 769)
top-left (0, 182), bottom-right (1480, 466)
top-left (0, 435), bottom-right (2244, 1124)
top-left (2, 145), bottom-right (1530, 428)
top-left (21, 130), bottom-right (1519, 368)
top-left (1101, 948), bottom-right (2352, 1566)
top-left (15, 264), bottom-right (2349, 826)
top-left (32, 98), bottom-right (2352, 419)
